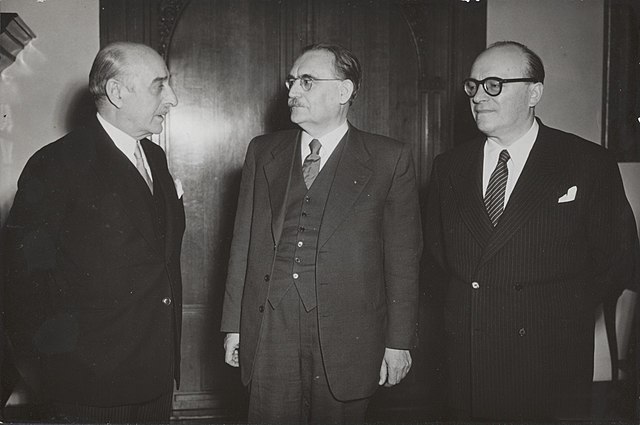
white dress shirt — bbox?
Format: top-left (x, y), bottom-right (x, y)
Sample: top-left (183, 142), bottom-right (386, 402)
top-left (482, 120), bottom-right (539, 207)
top-left (300, 121), bottom-right (349, 172)
top-left (96, 112), bottom-right (153, 182)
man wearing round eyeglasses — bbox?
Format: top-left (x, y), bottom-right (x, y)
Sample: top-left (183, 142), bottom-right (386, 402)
top-left (425, 41), bottom-right (638, 421)
top-left (221, 43), bottom-right (421, 423)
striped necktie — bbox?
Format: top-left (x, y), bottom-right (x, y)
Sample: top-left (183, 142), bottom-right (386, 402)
top-left (484, 149), bottom-right (510, 226)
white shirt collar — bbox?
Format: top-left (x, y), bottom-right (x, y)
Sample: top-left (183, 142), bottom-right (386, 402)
top-left (483, 119), bottom-right (539, 204)
top-left (300, 121), bottom-right (349, 170)
top-left (485, 119), bottom-right (539, 173)
top-left (96, 112), bottom-right (138, 164)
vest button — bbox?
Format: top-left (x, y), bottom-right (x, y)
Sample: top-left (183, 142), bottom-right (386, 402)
top-left (264, 274), bottom-right (270, 282)
top-left (259, 305), bottom-right (264, 313)
top-left (301, 211), bottom-right (307, 217)
top-left (297, 241), bottom-right (303, 247)
top-left (305, 196), bottom-right (311, 203)
top-left (298, 226), bottom-right (305, 232)
top-left (471, 281), bottom-right (480, 289)
top-left (293, 273), bottom-right (299, 279)
top-left (162, 297), bottom-right (172, 306)
top-left (295, 258), bottom-right (301, 263)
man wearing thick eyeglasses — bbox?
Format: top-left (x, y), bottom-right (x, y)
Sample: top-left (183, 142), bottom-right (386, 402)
top-left (221, 43), bottom-right (421, 423)
top-left (424, 41), bottom-right (639, 421)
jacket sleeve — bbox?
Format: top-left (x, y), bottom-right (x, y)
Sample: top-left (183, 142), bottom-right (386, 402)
top-left (220, 140), bottom-right (257, 333)
top-left (2, 149), bottom-right (70, 361)
top-left (382, 142), bottom-right (423, 349)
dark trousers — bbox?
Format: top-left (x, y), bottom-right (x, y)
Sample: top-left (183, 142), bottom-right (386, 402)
top-left (248, 287), bottom-right (369, 424)
top-left (48, 392), bottom-right (173, 424)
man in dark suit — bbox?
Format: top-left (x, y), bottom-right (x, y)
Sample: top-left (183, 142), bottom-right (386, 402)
top-left (424, 41), bottom-right (639, 421)
top-left (221, 43), bottom-right (422, 423)
top-left (2, 42), bottom-right (185, 423)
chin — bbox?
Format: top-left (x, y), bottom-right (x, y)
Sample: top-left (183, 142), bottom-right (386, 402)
top-left (475, 119), bottom-right (495, 134)
top-left (290, 109), bottom-right (306, 123)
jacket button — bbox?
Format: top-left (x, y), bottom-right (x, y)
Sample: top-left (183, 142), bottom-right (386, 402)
top-left (293, 273), bottom-right (299, 279)
top-left (295, 258), bottom-right (301, 263)
top-left (259, 305), bottom-right (264, 313)
top-left (162, 297), bottom-right (172, 306)
top-left (514, 283), bottom-right (523, 291)
top-left (519, 327), bottom-right (526, 336)
top-left (298, 226), bottom-right (305, 232)
top-left (471, 281), bottom-right (480, 289)
top-left (264, 274), bottom-right (270, 282)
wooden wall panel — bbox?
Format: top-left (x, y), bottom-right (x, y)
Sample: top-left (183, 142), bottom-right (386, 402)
top-left (603, 0), bottom-right (640, 161)
top-left (165, 0), bottom-right (283, 417)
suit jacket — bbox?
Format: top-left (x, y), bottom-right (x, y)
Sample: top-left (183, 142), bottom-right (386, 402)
top-left (2, 117), bottom-right (185, 406)
top-left (424, 120), bottom-right (639, 420)
top-left (221, 125), bottom-right (422, 401)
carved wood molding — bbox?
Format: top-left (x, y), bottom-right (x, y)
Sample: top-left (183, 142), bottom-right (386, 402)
top-left (399, 2), bottom-right (430, 85)
top-left (159, 0), bottom-right (191, 59)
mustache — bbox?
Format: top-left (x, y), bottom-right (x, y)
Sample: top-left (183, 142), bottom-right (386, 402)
top-left (288, 99), bottom-right (304, 108)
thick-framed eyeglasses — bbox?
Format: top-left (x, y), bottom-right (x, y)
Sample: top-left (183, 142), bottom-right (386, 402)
top-left (285, 75), bottom-right (343, 91)
top-left (463, 77), bottom-right (538, 97)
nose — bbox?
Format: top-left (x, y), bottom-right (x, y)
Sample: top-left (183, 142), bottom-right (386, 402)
top-left (472, 84), bottom-right (489, 104)
top-left (288, 79), bottom-right (303, 98)
top-left (164, 84), bottom-right (178, 107)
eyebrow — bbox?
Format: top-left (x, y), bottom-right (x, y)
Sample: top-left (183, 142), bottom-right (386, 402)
top-left (286, 73), bottom-right (315, 80)
top-left (152, 75), bottom-right (170, 85)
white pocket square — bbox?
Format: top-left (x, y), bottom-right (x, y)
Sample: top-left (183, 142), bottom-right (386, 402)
top-left (558, 186), bottom-right (577, 203)
top-left (174, 178), bottom-right (184, 199)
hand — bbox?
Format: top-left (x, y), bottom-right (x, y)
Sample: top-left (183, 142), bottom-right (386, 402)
top-left (378, 348), bottom-right (411, 387)
top-left (224, 333), bottom-right (240, 367)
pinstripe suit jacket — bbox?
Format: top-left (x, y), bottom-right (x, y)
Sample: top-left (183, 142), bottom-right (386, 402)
top-left (424, 120), bottom-right (639, 420)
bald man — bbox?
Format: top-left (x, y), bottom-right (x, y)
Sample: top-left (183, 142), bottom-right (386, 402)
top-left (2, 42), bottom-right (184, 422)
top-left (424, 41), bottom-right (639, 421)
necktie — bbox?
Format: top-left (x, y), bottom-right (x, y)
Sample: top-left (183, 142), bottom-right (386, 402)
top-left (134, 142), bottom-right (154, 194)
top-left (302, 139), bottom-right (322, 189)
top-left (484, 149), bottom-right (510, 226)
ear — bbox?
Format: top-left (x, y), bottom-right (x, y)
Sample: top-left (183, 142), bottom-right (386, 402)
top-left (338, 79), bottom-right (355, 105)
top-left (528, 82), bottom-right (543, 107)
top-left (105, 78), bottom-right (126, 108)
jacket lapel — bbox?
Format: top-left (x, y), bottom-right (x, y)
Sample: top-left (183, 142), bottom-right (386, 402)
top-left (141, 138), bottom-right (185, 261)
top-left (450, 138), bottom-right (494, 249)
top-left (263, 132), bottom-right (299, 245)
top-left (477, 123), bottom-right (561, 267)
top-left (318, 127), bottom-right (373, 247)
top-left (90, 120), bottom-right (160, 255)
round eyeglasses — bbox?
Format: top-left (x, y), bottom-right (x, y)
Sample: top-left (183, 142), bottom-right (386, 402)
top-left (285, 76), bottom-right (343, 91)
top-left (463, 77), bottom-right (538, 97)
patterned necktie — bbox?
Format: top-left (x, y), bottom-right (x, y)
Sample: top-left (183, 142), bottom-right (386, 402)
top-left (302, 139), bottom-right (322, 189)
top-left (134, 142), bottom-right (154, 194)
top-left (484, 149), bottom-right (510, 226)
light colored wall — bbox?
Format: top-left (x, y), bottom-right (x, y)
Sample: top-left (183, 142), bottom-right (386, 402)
top-left (487, 0), bottom-right (639, 382)
top-left (0, 0), bottom-right (100, 223)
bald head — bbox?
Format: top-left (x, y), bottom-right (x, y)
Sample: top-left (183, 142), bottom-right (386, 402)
top-left (468, 41), bottom-right (544, 145)
top-left (483, 41), bottom-right (545, 84)
top-left (89, 42), bottom-right (177, 139)
top-left (89, 42), bottom-right (161, 108)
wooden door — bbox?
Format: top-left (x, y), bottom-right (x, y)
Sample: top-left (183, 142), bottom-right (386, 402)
top-left (99, 0), bottom-right (486, 420)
